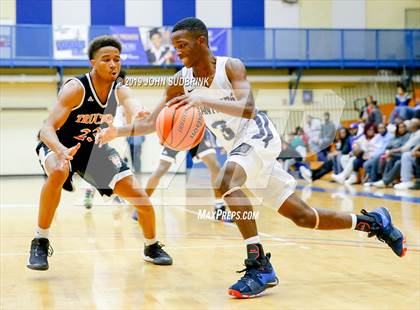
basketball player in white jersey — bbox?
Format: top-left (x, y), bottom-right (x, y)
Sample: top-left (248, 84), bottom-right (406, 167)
top-left (96, 19), bottom-right (406, 298)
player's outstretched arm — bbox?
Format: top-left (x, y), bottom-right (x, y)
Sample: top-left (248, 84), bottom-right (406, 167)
top-left (131, 73), bottom-right (184, 135)
top-left (40, 80), bottom-right (82, 165)
top-left (95, 72), bottom-right (184, 146)
top-left (168, 58), bottom-right (255, 119)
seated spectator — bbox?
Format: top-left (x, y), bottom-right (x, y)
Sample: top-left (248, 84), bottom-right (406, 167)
top-left (391, 118), bottom-right (420, 190)
top-left (390, 83), bottom-right (412, 123)
top-left (330, 123), bottom-right (364, 184)
top-left (372, 121), bottom-right (411, 187)
top-left (277, 137), bottom-right (303, 173)
top-left (295, 126), bottom-right (309, 146)
top-left (290, 128), bottom-right (303, 145)
top-left (343, 123), bottom-right (381, 185)
top-left (412, 149), bottom-right (420, 190)
top-left (363, 123), bottom-right (394, 186)
top-left (299, 127), bottom-right (351, 183)
top-left (366, 99), bottom-right (383, 126)
top-left (395, 145), bottom-right (420, 190)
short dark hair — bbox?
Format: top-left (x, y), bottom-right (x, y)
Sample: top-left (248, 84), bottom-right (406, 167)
top-left (88, 35), bottom-right (122, 60)
top-left (172, 17), bottom-right (208, 40)
top-left (397, 82), bottom-right (406, 92)
top-left (149, 28), bottom-right (161, 39)
top-left (364, 123), bottom-right (377, 135)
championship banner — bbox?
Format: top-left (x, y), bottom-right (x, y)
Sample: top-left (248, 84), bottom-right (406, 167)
top-left (53, 25), bottom-right (88, 60)
top-left (110, 26), bottom-right (147, 65)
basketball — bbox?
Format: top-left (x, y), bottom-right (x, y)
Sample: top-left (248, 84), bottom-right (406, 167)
top-left (156, 105), bottom-right (206, 151)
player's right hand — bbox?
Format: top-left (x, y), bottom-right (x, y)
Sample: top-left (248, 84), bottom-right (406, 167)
top-left (57, 143), bottom-right (81, 168)
top-left (95, 121), bottom-right (117, 148)
top-left (135, 110), bottom-right (150, 120)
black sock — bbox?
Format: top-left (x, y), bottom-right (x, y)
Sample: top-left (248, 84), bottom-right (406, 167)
top-left (247, 243), bottom-right (265, 260)
top-left (355, 214), bottom-right (375, 232)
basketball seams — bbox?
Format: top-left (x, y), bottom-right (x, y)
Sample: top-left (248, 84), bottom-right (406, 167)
top-left (156, 105), bottom-right (206, 151)
top-left (168, 107), bottom-right (176, 146)
top-left (189, 122), bottom-right (206, 149)
top-left (156, 107), bottom-right (175, 145)
top-left (186, 111), bottom-right (206, 149)
top-left (172, 107), bottom-right (196, 150)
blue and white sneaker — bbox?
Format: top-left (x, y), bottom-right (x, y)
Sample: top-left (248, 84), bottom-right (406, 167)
top-left (361, 208), bottom-right (407, 257)
top-left (228, 252), bottom-right (279, 298)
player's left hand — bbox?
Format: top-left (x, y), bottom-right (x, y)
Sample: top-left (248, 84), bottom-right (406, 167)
top-left (167, 94), bottom-right (203, 110)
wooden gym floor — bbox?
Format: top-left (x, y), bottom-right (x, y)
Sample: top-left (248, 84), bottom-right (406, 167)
top-left (1, 172), bottom-right (419, 309)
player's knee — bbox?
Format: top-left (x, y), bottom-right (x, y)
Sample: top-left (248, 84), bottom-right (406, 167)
top-left (134, 204), bottom-right (154, 215)
top-left (218, 177), bottom-right (240, 198)
top-left (288, 208), bottom-right (314, 228)
top-left (48, 165), bottom-right (69, 183)
top-left (216, 162), bottom-right (246, 197)
top-left (219, 181), bottom-right (233, 198)
top-left (216, 171), bottom-right (231, 196)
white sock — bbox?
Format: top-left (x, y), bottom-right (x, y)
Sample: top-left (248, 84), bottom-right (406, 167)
top-left (144, 237), bottom-right (157, 246)
top-left (244, 235), bottom-right (260, 245)
top-left (215, 199), bottom-right (224, 208)
top-left (350, 214), bottom-right (357, 230)
top-left (35, 226), bottom-right (49, 239)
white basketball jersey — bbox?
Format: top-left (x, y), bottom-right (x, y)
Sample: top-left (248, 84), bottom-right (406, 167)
top-left (181, 56), bottom-right (280, 153)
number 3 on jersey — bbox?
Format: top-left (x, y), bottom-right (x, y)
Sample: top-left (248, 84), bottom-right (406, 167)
top-left (74, 127), bottom-right (101, 143)
top-left (211, 120), bottom-right (235, 140)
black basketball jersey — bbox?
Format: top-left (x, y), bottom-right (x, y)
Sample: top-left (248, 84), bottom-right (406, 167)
top-left (56, 73), bottom-right (119, 153)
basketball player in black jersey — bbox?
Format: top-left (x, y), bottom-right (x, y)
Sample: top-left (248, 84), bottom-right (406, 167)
top-left (27, 36), bottom-right (172, 270)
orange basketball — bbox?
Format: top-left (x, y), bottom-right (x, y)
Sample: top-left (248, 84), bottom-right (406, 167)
top-left (156, 105), bottom-right (206, 151)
